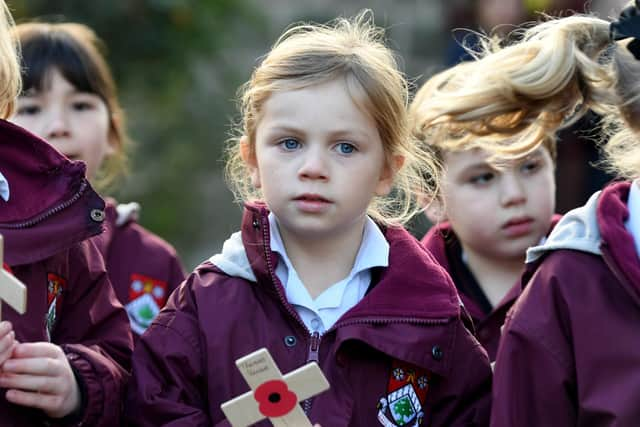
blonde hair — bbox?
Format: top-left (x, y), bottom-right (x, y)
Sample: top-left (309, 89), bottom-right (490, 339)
top-left (599, 38), bottom-right (640, 179)
top-left (412, 15), bottom-right (618, 161)
top-left (225, 11), bottom-right (438, 225)
top-left (0, 0), bottom-right (21, 118)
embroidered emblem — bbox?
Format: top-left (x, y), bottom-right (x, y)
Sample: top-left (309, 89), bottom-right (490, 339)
top-left (377, 360), bottom-right (430, 426)
top-left (46, 273), bottom-right (66, 341)
top-left (125, 273), bottom-right (168, 335)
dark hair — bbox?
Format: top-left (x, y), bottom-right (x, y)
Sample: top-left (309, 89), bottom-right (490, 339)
top-left (14, 22), bottom-right (129, 189)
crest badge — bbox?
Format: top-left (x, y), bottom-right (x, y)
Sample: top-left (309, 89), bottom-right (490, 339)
top-left (377, 360), bottom-right (430, 426)
top-left (46, 273), bottom-right (66, 341)
top-left (125, 273), bottom-right (168, 334)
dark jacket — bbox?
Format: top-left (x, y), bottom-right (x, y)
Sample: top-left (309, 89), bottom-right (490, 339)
top-left (0, 120), bottom-right (132, 426)
top-left (92, 198), bottom-right (186, 336)
top-left (492, 181), bottom-right (640, 426)
top-left (421, 216), bottom-right (560, 360)
top-left (125, 203), bottom-right (491, 427)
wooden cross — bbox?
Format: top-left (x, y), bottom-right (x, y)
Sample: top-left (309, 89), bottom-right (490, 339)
top-left (221, 348), bottom-right (330, 427)
top-left (0, 234), bottom-right (27, 319)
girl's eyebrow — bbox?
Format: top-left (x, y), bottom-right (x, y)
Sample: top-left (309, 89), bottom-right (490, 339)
top-left (459, 162), bottom-right (492, 172)
top-left (265, 124), bottom-right (372, 140)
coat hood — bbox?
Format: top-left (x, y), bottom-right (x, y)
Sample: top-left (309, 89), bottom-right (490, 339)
top-left (526, 191), bottom-right (602, 263)
top-left (0, 120), bottom-right (105, 265)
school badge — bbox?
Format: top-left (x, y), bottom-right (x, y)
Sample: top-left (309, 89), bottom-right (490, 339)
top-left (125, 273), bottom-right (168, 335)
top-left (377, 360), bottom-right (430, 427)
top-left (46, 273), bottom-right (66, 341)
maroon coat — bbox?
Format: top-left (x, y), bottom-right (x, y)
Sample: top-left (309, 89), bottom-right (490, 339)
top-left (421, 217), bottom-right (560, 361)
top-left (125, 203), bottom-right (491, 427)
top-left (492, 181), bottom-right (640, 426)
top-left (92, 198), bottom-right (185, 336)
top-left (0, 120), bottom-right (132, 426)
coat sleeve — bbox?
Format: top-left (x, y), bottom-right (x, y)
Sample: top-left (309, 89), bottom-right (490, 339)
top-left (491, 259), bottom-right (576, 427)
top-left (52, 240), bottom-right (133, 427)
top-left (124, 276), bottom-right (211, 427)
top-left (430, 321), bottom-right (493, 427)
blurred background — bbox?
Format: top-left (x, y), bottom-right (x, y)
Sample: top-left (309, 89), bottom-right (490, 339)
top-left (10, 0), bottom-right (628, 269)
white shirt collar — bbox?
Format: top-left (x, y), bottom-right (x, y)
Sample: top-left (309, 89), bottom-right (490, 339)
top-left (268, 213), bottom-right (389, 332)
top-left (625, 179), bottom-right (640, 255)
top-left (0, 170), bottom-right (9, 202)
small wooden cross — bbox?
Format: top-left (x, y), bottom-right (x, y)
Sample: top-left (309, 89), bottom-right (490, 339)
top-left (221, 348), bottom-right (330, 427)
top-left (0, 234), bottom-right (27, 319)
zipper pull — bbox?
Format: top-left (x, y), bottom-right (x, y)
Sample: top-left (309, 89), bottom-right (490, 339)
top-left (307, 331), bottom-right (321, 363)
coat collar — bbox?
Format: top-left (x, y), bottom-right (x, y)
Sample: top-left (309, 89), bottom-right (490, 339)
top-left (0, 120), bottom-right (104, 265)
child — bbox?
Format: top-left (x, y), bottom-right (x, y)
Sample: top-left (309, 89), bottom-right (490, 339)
top-left (125, 12), bottom-right (491, 427)
top-left (10, 22), bottom-right (186, 337)
top-left (415, 7), bottom-right (640, 426)
top-left (410, 71), bottom-right (559, 361)
top-left (0, 2), bottom-right (132, 426)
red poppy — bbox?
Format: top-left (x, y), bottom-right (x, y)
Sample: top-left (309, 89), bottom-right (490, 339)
top-left (253, 379), bottom-right (298, 418)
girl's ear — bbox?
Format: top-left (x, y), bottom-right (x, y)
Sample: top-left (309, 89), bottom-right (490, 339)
top-left (239, 136), bottom-right (261, 188)
top-left (375, 154), bottom-right (404, 196)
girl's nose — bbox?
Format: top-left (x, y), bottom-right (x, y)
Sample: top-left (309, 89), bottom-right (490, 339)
top-left (298, 150), bottom-right (329, 181)
top-left (500, 173), bottom-right (527, 207)
top-left (45, 110), bottom-right (71, 140)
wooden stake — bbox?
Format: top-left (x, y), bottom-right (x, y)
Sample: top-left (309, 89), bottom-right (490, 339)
top-left (0, 234), bottom-right (27, 319)
top-left (221, 348), bottom-right (329, 426)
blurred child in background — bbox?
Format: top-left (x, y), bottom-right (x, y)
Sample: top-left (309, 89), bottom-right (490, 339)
top-left (10, 22), bottom-right (186, 338)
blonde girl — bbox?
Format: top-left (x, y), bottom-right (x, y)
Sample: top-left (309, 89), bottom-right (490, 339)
top-left (125, 11), bottom-right (491, 427)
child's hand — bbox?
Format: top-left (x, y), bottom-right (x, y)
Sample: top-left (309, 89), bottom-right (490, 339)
top-left (0, 342), bottom-right (81, 419)
top-left (0, 321), bottom-right (17, 367)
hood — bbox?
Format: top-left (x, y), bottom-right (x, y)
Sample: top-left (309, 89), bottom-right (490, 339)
top-left (210, 203), bottom-right (461, 320)
top-left (209, 231), bottom-right (256, 282)
top-left (115, 201), bottom-right (140, 227)
top-left (526, 191), bottom-right (602, 263)
top-left (0, 120), bottom-right (105, 265)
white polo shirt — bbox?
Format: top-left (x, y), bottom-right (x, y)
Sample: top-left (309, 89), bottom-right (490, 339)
top-left (624, 179), bottom-right (640, 255)
top-left (269, 213), bottom-right (389, 334)
top-left (0, 170), bottom-right (9, 201)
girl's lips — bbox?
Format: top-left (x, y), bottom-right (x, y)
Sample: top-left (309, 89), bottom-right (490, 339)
top-left (502, 217), bottom-right (534, 238)
top-left (293, 194), bottom-right (332, 213)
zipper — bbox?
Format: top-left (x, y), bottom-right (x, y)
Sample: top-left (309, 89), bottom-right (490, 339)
top-left (0, 179), bottom-right (89, 229)
top-left (256, 210), bottom-right (451, 414)
top-left (308, 331), bottom-right (321, 363)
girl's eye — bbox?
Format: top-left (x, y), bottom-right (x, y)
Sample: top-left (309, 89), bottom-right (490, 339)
top-left (279, 138), bottom-right (300, 150)
top-left (16, 105), bottom-right (41, 116)
top-left (521, 160), bottom-right (541, 174)
top-left (469, 172), bottom-right (494, 185)
top-left (336, 142), bottom-right (355, 154)
top-left (72, 101), bottom-right (94, 111)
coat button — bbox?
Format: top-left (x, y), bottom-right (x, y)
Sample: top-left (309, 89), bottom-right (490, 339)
top-left (431, 345), bottom-right (443, 361)
top-left (284, 335), bottom-right (297, 347)
top-left (90, 209), bottom-right (105, 222)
